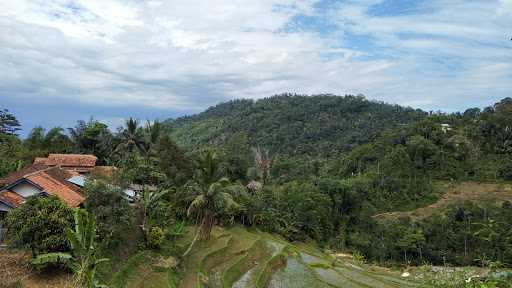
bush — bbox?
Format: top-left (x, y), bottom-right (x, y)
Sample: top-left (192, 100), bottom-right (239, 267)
top-left (147, 226), bottom-right (164, 249)
top-left (5, 196), bottom-right (73, 255)
top-left (83, 179), bottom-right (134, 251)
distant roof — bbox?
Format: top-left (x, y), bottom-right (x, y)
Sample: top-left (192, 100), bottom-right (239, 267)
top-left (0, 190), bottom-right (25, 208)
top-left (34, 154), bottom-right (97, 168)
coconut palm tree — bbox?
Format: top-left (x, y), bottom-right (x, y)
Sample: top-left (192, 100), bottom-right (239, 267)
top-left (182, 150), bottom-right (239, 255)
top-left (115, 118), bottom-right (145, 156)
top-left (187, 177), bottom-right (239, 241)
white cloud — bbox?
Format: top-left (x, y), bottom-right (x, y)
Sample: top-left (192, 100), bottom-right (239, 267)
top-left (0, 0), bottom-right (510, 114)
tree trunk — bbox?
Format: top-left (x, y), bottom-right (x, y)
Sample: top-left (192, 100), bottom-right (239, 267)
top-left (199, 211), bottom-right (215, 240)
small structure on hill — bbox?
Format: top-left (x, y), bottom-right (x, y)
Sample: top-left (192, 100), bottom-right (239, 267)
top-left (440, 123), bottom-right (452, 133)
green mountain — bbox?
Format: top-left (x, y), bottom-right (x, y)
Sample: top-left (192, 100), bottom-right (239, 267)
top-left (166, 94), bottom-right (426, 157)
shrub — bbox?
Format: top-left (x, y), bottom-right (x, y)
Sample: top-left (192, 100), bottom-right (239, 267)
top-left (5, 196), bottom-right (73, 255)
top-left (83, 179), bottom-right (134, 251)
top-left (147, 226), bottom-right (165, 249)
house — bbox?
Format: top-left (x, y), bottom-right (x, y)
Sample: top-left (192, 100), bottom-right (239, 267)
top-left (34, 154), bottom-right (98, 174)
top-left (0, 153), bottom-right (133, 219)
top-left (0, 154), bottom-right (123, 244)
top-left (0, 165), bottom-right (85, 214)
top-left (0, 155), bottom-right (98, 214)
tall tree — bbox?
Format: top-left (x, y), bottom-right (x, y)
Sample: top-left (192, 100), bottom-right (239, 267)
top-left (186, 178), bottom-right (239, 241)
top-left (0, 109), bottom-right (21, 135)
top-left (185, 150), bottom-right (238, 242)
top-left (68, 119), bottom-right (113, 164)
top-left (115, 118), bottom-right (144, 156)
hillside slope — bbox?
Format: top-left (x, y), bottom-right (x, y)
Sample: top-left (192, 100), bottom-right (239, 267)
top-left (118, 226), bottom-right (417, 288)
top-left (166, 94), bottom-right (425, 157)
top-left (374, 181), bottom-right (512, 221)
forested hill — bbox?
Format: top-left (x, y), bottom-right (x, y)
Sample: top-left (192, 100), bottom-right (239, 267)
top-left (166, 94), bottom-right (426, 156)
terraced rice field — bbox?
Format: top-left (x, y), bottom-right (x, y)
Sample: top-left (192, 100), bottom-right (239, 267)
top-left (167, 226), bottom-right (416, 288)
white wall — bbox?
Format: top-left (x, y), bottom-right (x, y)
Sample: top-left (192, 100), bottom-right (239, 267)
top-left (11, 182), bottom-right (41, 198)
top-left (0, 202), bottom-right (11, 212)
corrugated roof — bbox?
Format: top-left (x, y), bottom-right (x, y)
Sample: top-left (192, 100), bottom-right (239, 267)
top-left (67, 175), bottom-right (86, 187)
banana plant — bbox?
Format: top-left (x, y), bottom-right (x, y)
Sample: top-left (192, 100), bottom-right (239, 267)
top-left (32, 209), bottom-right (109, 288)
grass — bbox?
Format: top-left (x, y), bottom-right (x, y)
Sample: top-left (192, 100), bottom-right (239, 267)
top-left (111, 251), bottom-right (148, 288)
top-left (374, 181), bottom-right (512, 221)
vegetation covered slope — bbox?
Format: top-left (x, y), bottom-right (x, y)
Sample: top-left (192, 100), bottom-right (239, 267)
top-left (166, 94), bottom-right (425, 157)
top-left (118, 226), bottom-right (416, 288)
top-left (374, 181), bottom-right (512, 221)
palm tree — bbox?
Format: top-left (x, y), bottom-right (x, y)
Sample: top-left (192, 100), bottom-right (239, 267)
top-left (32, 209), bottom-right (108, 288)
top-left (139, 120), bottom-right (163, 159)
top-left (115, 118), bottom-right (144, 156)
top-left (182, 150), bottom-right (239, 255)
top-left (187, 177), bottom-right (239, 241)
top-left (195, 150), bottom-right (224, 188)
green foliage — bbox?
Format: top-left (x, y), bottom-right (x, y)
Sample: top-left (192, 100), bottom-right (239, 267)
top-left (24, 126), bottom-right (73, 158)
top-left (68, 118), bottom-right (114, 165)
top-left (167, 221), bottom-right (185, 238)
top-left (33, 209), bottom-right (109, 288)
top-left (0, 108), bottom-right (21, 135)
top-left (0, 134), bottom-right (26, 178)
top-left (31, 252), bottom-right (73, 271)
top-left (5, 196), bottom-right (73, 255)
top-left (83, 179), bottom-right (134, 252)
top-left (168, 94), bottom-right (425, 158)
top-left (147, 226), bottom-right (165, 249)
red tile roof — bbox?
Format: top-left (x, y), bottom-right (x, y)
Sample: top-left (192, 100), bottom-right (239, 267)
top-left (0, 190), bottom-right (25, 207)
top-left (1, 165), bottom-right (85, 208)
top-left (25, 167), bottom-right (85, 207)
top-left (34, 154), bottom-right (97, 168)
top-left (0, 164), bottom-right (49, 187)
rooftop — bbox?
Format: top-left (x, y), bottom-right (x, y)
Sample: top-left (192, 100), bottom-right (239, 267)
top-left (34, 154), bottom-right (97, 168)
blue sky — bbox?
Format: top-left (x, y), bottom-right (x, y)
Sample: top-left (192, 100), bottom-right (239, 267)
top-left (0, 0), bottom-right (511, 136)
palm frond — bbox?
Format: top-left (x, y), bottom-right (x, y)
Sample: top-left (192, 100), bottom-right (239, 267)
top-left (187, 194), bottom-right (206, 216)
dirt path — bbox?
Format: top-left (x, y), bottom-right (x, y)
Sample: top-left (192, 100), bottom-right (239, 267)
top-left (373, 181), bottom-right (512, 221)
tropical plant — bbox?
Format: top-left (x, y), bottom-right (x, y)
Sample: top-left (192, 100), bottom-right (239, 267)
top-left (32, 209), bottom-right (109, 288)
top-left (5, 196), bottom-right (74, 256)
top-left (139, 120), bottom-right (163, 159)
top-left (83, 180), bottom-right (134, 251)
top-left (68, 119), bottom-right (113, 164)
top-left (186, 177), bottom-right (240, 242)
top-left (115, 118), bottom-right (144, 156)
top-left (140, 187), bottom-right (167, 233)
top-left (147, 226), bottom-right (165, 249)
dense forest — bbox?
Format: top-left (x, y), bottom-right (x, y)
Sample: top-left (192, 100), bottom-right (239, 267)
top-left (1, 95), bottom-right (511, 287)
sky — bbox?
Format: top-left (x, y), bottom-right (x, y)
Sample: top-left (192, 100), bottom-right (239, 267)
top-left (0, 0), bottom-right (511, 135)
